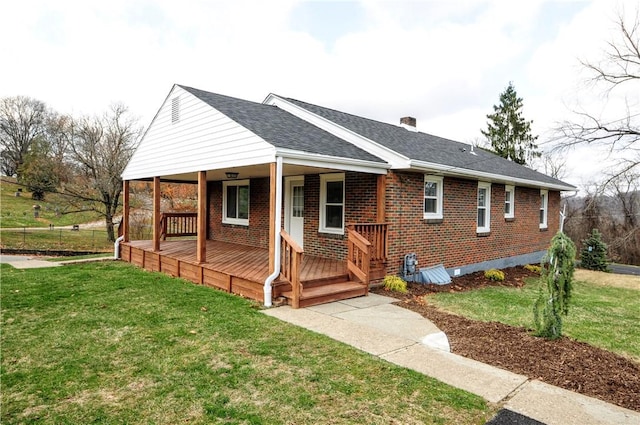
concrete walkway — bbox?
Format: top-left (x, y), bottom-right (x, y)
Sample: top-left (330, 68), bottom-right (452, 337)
top-left (0, 254), bottom-right (113, 269)
top-left (263, 294), bottom-right (640, 425)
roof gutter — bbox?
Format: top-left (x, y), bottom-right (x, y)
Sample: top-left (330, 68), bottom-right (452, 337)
top-left (263, 156), bottom-right (283, 307)
top-left (275, 148), bottom-right (390, 174)
top-left (409, 160), bottom-right (577, 191)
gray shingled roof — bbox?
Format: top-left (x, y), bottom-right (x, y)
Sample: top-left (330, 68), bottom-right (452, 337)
top-left (178, 85), bottom-right (385, 164)
top-left (283, 97), bottom-right (575, 188)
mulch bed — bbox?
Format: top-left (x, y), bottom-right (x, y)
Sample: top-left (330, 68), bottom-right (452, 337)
top-left (371, 267), bottom-right (640, 412)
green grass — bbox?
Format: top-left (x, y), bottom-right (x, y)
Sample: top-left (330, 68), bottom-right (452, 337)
top-left (0, 228), bottom-right (113, 252)
top-left (427, 277), bottom-right (640, 362)
top-left (1, 262), bottom-right (493, 424)
top-left (1, 178), bottom-right (103, 228)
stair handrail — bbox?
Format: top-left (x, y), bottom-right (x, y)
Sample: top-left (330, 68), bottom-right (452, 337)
top-left (346, 228), bottom-right (371, 285)
top-left (347, 223), bottom-right (388, 262)
top-left (280, 230), bottom-right (304, 309)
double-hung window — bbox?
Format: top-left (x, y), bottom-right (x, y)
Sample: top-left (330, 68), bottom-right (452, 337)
top-left (477, 182), bottom-right (491, 233)
top-left (223, 180), bottom-right (249, 226)
top-left (539, 189), bottom-right (548, 229)
top-left (319, 173), bottom-right (345, 234)
top-left (504, 185), bottom-right (515, 219)
top-left (424, 175), bottom-right (443, 220)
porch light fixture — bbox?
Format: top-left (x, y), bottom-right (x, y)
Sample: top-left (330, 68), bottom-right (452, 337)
top-left (225, 171), bottom-right (239, 179)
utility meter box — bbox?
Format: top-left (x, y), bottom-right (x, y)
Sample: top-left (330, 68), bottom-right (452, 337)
top-left (403, 253), bottom-right (418, 281)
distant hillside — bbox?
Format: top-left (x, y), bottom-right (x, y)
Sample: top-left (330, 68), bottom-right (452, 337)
top-left (1, 178), bottom-right (103, 228)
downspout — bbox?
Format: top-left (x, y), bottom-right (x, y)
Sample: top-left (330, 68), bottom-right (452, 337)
top-left (114, 235), bottom-right (124, 259)
top-left (263, 156), bottom-right (283, 307)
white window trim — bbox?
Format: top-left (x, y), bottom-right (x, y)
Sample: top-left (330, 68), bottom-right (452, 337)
top-left (222, 179), bottom-right (249, 226)
top-left (424, 175), bottom-right (444, 220)
top-left (319, 173), bottom-right (345, 234)
top-left (540, 189), bottom-right (548, 229)
top-left (504, 185), bottom-right (515, 219)
top-left (477, 181), bottom-right (491, 233)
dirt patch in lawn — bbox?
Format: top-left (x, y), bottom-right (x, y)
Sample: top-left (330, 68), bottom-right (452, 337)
top-left (574, 268), bottom-right (640, 290)
top-left (371, 267), bottom-right (640, 412)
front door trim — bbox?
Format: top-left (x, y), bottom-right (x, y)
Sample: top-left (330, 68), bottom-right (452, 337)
top-left (284, 176), bottom-right (304, 248)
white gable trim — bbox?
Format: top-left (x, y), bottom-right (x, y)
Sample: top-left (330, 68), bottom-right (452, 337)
top-left (264, 94), bottom-right (410, 169)
top-left (410, 159), bottom-right (576, 191)
top-left (123, 86), bottom-right (275, 180)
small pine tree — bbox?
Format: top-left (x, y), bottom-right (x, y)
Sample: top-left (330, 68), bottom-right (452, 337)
top-left (580, 229), bottom-right (609, 272)
top-left (534, 232), bottom-right (576, 340)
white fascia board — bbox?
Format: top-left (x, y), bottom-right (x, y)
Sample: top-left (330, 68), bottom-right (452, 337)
top-left (410, 160), bottom-right (577, 191)
top-left (276, 148), bottom-right (389, 175)
top-left (264, 94), bottom-right (410, 169)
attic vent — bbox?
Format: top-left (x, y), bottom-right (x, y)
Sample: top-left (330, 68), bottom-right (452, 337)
top-left (171, 97), bottom-right (180, 123)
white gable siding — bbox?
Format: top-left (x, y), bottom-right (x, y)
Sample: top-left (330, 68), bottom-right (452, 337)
top-left (122, 86), bottom-right (275, 180)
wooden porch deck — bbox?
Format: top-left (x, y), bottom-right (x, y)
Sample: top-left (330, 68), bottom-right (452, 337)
top-left (121, 239), bottom-right (355, 304)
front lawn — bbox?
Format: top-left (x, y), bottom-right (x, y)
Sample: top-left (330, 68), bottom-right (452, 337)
top-left (1, 262), bottom-right (493, 424)
top-left (427, 272), bottom-right (640, 362)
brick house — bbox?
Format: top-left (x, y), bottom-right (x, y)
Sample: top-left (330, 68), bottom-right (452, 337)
top-left (120, 84), bottom-right (575, 308)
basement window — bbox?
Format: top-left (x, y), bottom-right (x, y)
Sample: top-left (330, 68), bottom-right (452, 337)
top-left (223, 180), bottom-right (249, 226)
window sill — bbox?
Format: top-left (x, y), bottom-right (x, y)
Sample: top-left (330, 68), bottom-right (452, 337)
top-left (317, 231), bottom-right (344, 239)
top-left (424, 218), bottom-right (443, 224)
top-left (504, 217), bottom-right (515, 222)
top-left (539, 226), bottom-right (548, 232)
top-left (222, 220), bottom-right (249, 227)
top-left (476, 231), bottom-right (491, 237)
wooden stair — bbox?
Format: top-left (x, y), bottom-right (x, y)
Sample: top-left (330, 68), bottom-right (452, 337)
top-left (281, 274), bottom-right (368, 308)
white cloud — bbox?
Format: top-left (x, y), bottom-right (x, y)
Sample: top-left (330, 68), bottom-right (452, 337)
top-left (1, 0), bottom-right (637, 189)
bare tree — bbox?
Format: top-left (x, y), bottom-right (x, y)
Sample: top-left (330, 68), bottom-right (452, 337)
top-left (606, 170), bottom-right (640, 264)
top-left (540, 152), bottom-right (568, 180)
top-left (557, 11), bottom-right (640, 187)
top-left (0, 96), bottom-right (50, 178)
top-left (62, 104), bottom-right (140, 241)
top-left (44, 114), bottom-right (74, 183)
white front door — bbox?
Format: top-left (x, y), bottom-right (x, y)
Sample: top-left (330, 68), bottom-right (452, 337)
top-left (285, 177), bottom-right (304, 248)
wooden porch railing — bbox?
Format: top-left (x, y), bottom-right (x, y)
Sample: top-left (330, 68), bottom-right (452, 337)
top-left (160, 212), bottom-right (198, 240)
top-left (346, 228), bottom-right (371, 284)
top-left (347, 223), bottom-right (388, 263)
top-left (280, 230), bottom-right (304, 309)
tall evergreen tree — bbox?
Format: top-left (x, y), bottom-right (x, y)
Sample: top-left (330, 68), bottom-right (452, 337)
top-left (482, 82), bottom-right (541, 165)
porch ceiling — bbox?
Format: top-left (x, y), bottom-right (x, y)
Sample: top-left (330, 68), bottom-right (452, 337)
top-left (154, 163), bottom-right (348, 183)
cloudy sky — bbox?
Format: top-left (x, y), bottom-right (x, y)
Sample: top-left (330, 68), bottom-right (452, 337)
top-left (1, 0), bottom-right (637, 188)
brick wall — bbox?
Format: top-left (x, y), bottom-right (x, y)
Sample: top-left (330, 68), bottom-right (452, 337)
top-left (208, 178), bottom-right (270, 248)
top-left (206, 171), bottom-right (561, 275)
top-left (303, 172), bottom-right (379, 260)
top-left (385, 171), bottom-right (560, 275)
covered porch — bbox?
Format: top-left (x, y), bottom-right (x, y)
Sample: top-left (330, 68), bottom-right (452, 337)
top-left (120, 160), bottom-right (390, 308)
top-left (121, 238), bottom-right (369, 307)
